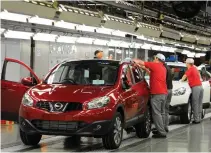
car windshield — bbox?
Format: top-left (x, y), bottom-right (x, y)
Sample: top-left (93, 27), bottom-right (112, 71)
top-left (169, 66), bottom-right (187, 81)
top-left (45, 60), bottom-right (119, 86)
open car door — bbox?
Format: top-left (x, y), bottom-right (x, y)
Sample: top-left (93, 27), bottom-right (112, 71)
top-left (1, 58), bottom-right (40, 121)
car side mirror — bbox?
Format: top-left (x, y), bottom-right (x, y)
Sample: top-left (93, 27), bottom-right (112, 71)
top-left (21, 77), bottom-right (36, 86)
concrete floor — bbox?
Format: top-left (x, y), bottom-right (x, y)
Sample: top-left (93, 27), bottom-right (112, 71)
top-left (1, 113), bottom-right (211, 152)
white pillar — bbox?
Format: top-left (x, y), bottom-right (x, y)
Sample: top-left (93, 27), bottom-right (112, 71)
top-left (145, 49), bottom-right (148, 61)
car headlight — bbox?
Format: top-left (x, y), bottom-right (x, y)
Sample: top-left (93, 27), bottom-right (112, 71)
top-left (87, 96), bottom-right (110, 110)
top-left (173, 87), bottom-right (186, 96)
top-left (22, 93), bottom-right (33, 106)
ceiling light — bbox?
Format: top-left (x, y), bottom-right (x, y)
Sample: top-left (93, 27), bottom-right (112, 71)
top-left (141, 43), bottom-right (151, 50)
top-left (76, 37), bottom-right (94, 44)
top-left (131, 43), bottom-right (142, 49)
top-left (28, 16), bottom-right (53, 25)
top-left (112, 30), bottom-right (126, 37)
top-left (182, 50), bottom-right (190, 54)
top-left (0, 28), bottom-right (5, 34)
top-left (195, 53), bottom-right (206, 57)
top-left (33, 33), bottom-right (57, 42)
top-left (96, 27), bottom-right (113, 35)
top-left (59, 4), bottom-right (67, 11)
top-left (119, 42), bottom-right (131, 48)
top-left (168, 47), bottom-right (176, 53)
top-left (160, 46), bottom-right (169, 52)
top-left (76, 24), bottom-right (96, 32)
top-left (56, 36), bottom-right (77, 43)
top-left (187, 52), bottom-right (195, 58)
top-left (4, 30), bottom-right (34, 40)
top-left (93, 39), bottom-right (109, 46)
top-left (54, 20), bottom-right (77, 29)
top-left (137, 35), bottom-right (147, 40)
top-left (151, 45), bottom-right (161, 51)
top-left (0, 10), bottom-right (29, 22)
top-left (107, 40), bottom-right (121, 47)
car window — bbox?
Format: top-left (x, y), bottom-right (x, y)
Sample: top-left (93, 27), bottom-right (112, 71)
top-left (46, 60), bottom-right (119, 86)
top-left (200, 70), bottom-right (211, 81)
top-left (122, 65), bottom-right (133, 85)
top-left (4, 61), bottom-right (31, 83)
top-left (169, 66), bottom-right (187, 81)
top-left (130, 66), bottom-right (142, 83)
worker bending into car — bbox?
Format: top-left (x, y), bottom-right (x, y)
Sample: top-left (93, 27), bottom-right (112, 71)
top-left (180, 58), bottom-right (203, 124)
top-left (133, 53), bottom-right (167, 138)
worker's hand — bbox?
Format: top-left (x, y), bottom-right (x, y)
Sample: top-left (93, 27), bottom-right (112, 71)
top-left (132, 59), bottom-right (140, 64)
top-left (179, 79), bottom-right (183, 82)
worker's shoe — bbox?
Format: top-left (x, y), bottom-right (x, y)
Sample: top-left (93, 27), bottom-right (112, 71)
top-left (152, 134), bottom-right (166, 138)
top-left (192, 121), bottom-right (200, 124)
top-left (152, 129), bottom-right (168, 135)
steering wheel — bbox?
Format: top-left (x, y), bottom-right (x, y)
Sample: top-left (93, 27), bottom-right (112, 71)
top-left (61, 78), bottom-right (77, 84)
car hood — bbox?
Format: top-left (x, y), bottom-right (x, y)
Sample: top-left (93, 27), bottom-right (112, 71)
top-left (28, 84), bottom-right (115, 103)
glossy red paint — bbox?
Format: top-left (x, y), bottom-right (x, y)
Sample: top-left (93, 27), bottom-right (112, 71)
top-left (1, 58), bottom-right (40, 121)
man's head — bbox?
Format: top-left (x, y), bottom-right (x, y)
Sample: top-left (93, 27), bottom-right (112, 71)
top-left (154, 53), bottom-right (165, 63)
top-left (185, 58), bottom-right (194, 68)
top-left (94, 50), bottom-right (103, 59)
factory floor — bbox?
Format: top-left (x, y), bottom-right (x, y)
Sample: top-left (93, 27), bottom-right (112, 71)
top-left (1, 113), bottom-right (211, 152)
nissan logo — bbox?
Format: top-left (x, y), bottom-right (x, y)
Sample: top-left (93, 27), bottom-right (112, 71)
top-left (54, 103), bottom-right (63, 111)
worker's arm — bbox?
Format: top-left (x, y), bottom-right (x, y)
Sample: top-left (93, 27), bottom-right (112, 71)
top-left (133, 59), bottom-right (145, 66)
top-left (180, 74), bottom-right (187, 82)
top-left (141, 66), bottom-right (150, 74)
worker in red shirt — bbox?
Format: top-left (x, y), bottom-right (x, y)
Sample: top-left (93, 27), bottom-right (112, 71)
top-left (133, 53), bottom-right (168, 138)
top-left (180, 58), bottom-right (203, 124)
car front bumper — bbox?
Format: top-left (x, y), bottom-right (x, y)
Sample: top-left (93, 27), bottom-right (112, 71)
top-left (19, 117), bottom-right (113, 137)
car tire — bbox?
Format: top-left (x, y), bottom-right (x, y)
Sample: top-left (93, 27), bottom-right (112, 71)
top-left (102, 112), bottom-right (123, 149)
top-left (20, 129), bottom-right (42, 145)
top-left (180, 101), bottom-right (192, 124)
top-left (135, 107), bottom-right (151, 138)
top-left (201, 109), bottom-right (206, 119)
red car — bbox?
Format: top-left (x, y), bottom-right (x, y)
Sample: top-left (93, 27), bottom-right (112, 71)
top-left (1, 58), bottom-right (151, 149)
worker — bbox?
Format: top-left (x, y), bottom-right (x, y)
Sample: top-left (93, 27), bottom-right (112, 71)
top-left (94, 50), bottom-right (103, 59)
top-left (133, 53), bottom-right (168, 138)
top-left (180, 58), bottom-right (203, 124)
top-left (151, 58), bottom-right (173, 134)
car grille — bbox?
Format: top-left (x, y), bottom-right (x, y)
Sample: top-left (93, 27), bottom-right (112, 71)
top-left (36, 102), bottom-right (82, 112)
top-left (31, 120), bottom-right (78, 131)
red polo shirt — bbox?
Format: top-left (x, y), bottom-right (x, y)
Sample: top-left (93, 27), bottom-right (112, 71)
top-left (185, 66), bottom-right (202, 88)
top-left (144, 62), bottom-right (167, 95)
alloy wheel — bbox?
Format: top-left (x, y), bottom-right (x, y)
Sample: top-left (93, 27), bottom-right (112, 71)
top-left (145, 111), bottom-right (151, 133)
top-left (113, 116), bottom-right (122, 145)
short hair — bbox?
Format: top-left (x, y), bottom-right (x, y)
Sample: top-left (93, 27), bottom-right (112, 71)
top-left (94, 50), bottom-right (103, 56)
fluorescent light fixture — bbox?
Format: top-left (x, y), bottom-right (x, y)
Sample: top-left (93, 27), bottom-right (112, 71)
top-left (54, 20), bottom-right (77, 30)
top-left (93, 39), bottom-right (109, 46)
top-left (119, 42), bottom-right (131, 48)
top-left (0, 10), bottom-right (29, 22)
top-left (56, 36), bottom-right (77, 43)
top-left (4, 30), bottom-right (34, 40)
top-left (96, 27), bottom-right (113, 35)
top-left (151, 45), bottom-right (161, 51)
top-left (195, 47), bottom-right (202, 51)
top-left (28, 16), bottom-right (53, 25)
top-left (33, 33), bottom-right (57, 42)
top-left (182, 50), bottom-right (190, 54)
top-left (76, 24), bottom-right (96, 32)
top-left (160, 46), bottom-right (169, 52)
top-left (174, 43), bottom-right (181, 47)
top-left (168, 47), bottom-right (176, 53)
top-left (0, 28), bottom-right (5, 34)
top-left (137, 35), bottom-right (147, 40)
top-left (195, 53), bottom-right (206, 57)
top-left (76, 37), bottom-right (94, 44)
top-left (107, 40), bottom-right (121, 47)
top-left (59, 4), bottom-right (67, 11)
top-left (187, 52), bottom-right (195, 58)
top-left (131, 43), bottom-right (142, 49)
top-left (112, 30), bottom-right (126, 37)
top-left (141, 43), bottom-right (151, 50)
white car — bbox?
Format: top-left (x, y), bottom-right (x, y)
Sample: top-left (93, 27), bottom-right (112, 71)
top-left (145, 62), bottom-right (211, 124)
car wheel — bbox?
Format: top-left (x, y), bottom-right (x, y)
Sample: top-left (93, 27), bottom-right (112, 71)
top-left (135, 106), bottom-right (151, 138)
top-left (180, 101), bottom-right (192, 124)
top-left (20, 129), bottom-right (42, 145)
top-left (201, 109), bottom-right (206, 119)
top-left (102, 112), bottom-right (123, 149)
